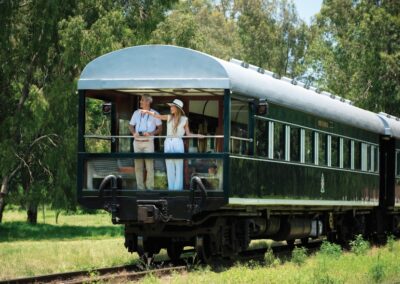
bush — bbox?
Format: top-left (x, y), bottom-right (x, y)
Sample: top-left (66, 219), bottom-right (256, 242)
top-left (291, 246), bottom-right (307, 265)
top-left (264, 247), bottom-right (278, 267)
top-left (319, 241), bottom-right (342, 259)
top-left (387, 234), bottom-right (395, 252)
top-left (369, 254), bottom-right (385, 283)
top-left (350, 235), bottom-right (370, 255)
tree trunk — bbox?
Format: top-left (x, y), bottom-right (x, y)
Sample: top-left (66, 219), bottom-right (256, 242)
top-left (0, 176), bottom-right (9, 223)
top-left (27, 203), bottom-right (38, 224)
top-left (55, 210), bottom-right (60, 224)
top-left (0, 194), bottom-right (6, 223)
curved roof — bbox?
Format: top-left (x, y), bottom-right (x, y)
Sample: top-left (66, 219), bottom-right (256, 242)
top-left (78, 45), bottom-right (400, 138)
top-left (78, 45), bottom-right (229, 89)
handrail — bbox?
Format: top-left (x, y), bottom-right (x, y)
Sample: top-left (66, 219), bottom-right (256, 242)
top-left (84, 135), bottom-right (224, 139)
top-left (84, 134), bottom-right (253, 142)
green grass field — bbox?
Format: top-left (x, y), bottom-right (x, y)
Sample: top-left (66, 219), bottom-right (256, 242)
top-left (0, 208), bottom-right (139, 280)
top-left (1, 208), bottom-right (400, 283)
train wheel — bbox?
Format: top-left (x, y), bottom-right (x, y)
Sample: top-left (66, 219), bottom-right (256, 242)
top-left (196, 235), bottom-right (212, 264)
top-left (286, 239), bottom-right (295, 249)
top-left (167, 243), bottom-right (184, 264)
top-left (136, 236), bottom-right (159, 263)
top-left (300, 237), bottom-right (309, 245)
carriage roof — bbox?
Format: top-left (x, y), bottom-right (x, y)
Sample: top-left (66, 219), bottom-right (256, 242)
top-left (78, 45), bottom-right (400, 138)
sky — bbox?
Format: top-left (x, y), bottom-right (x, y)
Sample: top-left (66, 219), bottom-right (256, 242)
top-left (293, 0), bottom-right (323, 24)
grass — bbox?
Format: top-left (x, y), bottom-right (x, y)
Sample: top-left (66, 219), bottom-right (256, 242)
top-left (143, 239), bottom-right (400, 284)
top-left (1, 208), bottom-right (123, 242)
top-left (2, 209), bottom-right (400, 283)
top-left (0, 208), bottom-right (137, 280)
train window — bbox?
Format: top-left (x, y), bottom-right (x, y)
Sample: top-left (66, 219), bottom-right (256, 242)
top-left (396, 151), bottom-right (400, 176)
top-left (354, 141), bottom-right (361, 170)
top-left (231, 99), bottom-right (249, 155)
top-left (343, 138), bottom-right (351, 169)
top-left (318, 133), bottom-right (327, 166)
top-left (331, 136), bottom-right (339, 167)
top-left (290, 126), bottom-right (300, 162)
top-left (188, 100), bottom-right (221, 153)
top-left (274, 122), bottom-right (285, 160)
top-left (374, 146), bottom-right (379, 172)
top-left (255, 118), bottom-right (269, 157)
top-left (362, 144), bottom-right (370, 172)
top-left (304, 129), bottom-right (314, 164)
top-left (85, 97), bottom-right (112, 153)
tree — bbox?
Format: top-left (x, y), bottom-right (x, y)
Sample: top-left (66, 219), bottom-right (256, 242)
top-left (306, 0), bottom-right (400, 114)
top-left (0, 0), bottom-right (178, 223)
top-left (151, 0), bottom-right (242, 60)
top-left (235, 0), bottom-right (309, 77)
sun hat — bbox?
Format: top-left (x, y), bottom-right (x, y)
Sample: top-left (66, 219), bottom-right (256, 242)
top-left (167, 99), bottom-right (185, 114)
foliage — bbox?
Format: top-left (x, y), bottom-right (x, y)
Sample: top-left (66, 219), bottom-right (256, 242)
top-left (0, 0), bottom-right (177, 221)
top-left (235, 0), bottom-right (309, 77)
top-left (291, 246), bottom-right (307, 265)
top-left (264, 247), bottom-right (279, 267)
top-left (306, 1), bottom-right (400, 114)
top-left (350, 234), bottom-right (370, 256)
top-left (387, 234), bottom-right (395, 252)
top-left (151, 0), bottom-right (242, 60)
top-left (369, 253), bottom-right (385, 283)
top-left (319, 241), bottom-right (342, 259)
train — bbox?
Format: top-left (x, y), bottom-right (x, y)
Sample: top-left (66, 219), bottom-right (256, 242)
top-left (77, 45), bottom-right (400, 262)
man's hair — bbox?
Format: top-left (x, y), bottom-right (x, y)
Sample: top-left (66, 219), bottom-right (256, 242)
top-left (141, 94), bottom-right (153, 103)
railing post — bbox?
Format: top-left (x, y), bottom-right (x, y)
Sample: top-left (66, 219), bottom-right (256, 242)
top-left (223, 89), bottom-right (231, 153)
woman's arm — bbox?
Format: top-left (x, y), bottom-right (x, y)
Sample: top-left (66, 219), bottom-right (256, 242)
top-left (184, 120), bottom-right (203, 137)
top-left (140, 109), bottom-right (168, 120)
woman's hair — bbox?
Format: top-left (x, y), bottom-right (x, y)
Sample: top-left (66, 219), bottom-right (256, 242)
top-left (169, 107), bottom-right (184, 134)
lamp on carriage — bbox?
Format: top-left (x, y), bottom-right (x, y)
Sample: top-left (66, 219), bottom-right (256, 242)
top-left (102, 102), bottom-right (112, 115)
top-left (254, 98), bottom-right (269, 115)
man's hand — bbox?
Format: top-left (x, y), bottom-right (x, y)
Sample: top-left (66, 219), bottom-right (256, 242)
top-left (143, 132), bottom-right (151, 136)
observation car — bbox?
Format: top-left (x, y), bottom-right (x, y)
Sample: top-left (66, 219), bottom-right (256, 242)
top-left (77, 45), bottom-right (400, 262)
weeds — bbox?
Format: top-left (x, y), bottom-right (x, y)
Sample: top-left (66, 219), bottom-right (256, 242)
top-left (369, 253), bottom-right (385, 283)
top-left (291, 246), bottom-right (307, 266)
top-left (184, 254), bottom-right (202, 271)
top-left (350, 235), bottom-right (370, 255)
top-left (319, 241), bottom-right (342, 259)
top-left (264, 247), bottom-right (279, 267)
top-left (387, 234), bottom-right (395, 252)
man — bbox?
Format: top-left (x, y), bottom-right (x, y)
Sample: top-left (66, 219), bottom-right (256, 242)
top-left (129, 95), bottom-right (162, 190)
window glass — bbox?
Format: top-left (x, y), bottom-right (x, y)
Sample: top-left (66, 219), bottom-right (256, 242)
top-left (85, 98), bottom-right (112, 153)
top-left (290, 127), bottom-right (300, 162)
top-left (231, 99), bottom-right (249, 155)
top-left (354, 141), bottom-right (361, 170)
top-left (274, 123), bottom-right (285, 160)
top-left (331, 136), bottom-right (339, 167)
top-left (365, 144), bottom-right (371, 172)
top-left (255, 119), bottom-right (268, 157)
top-left (374, 147), bottom-right (379, 172)
top-left (305, 129), bottom-right (314, 164)
top-left (343, 139), bottom-right (351, 169)
top-left (319, 133), bottom-right (327, 166)
top-left (397, 151), bottom-right (400, 176)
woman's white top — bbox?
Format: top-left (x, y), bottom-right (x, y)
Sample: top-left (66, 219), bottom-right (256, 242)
top-left (167, 115), bottom-right (188, 137)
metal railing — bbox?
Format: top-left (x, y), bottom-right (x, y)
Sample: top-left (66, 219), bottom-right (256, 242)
top-left (84, 134), bottom-right (252, 142)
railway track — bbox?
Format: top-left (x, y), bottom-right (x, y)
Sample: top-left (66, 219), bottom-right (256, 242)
top-left (0, 264), bottom-right (186, 284)
top-left (0, 240), bottom-right (322, 284)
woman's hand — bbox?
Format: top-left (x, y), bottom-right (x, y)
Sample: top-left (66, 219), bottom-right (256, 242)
top-left (140, 109), bottom-right (151, 115)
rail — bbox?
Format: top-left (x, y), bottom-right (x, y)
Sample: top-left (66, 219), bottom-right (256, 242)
top-left (84, 135), bottom-right (253, 142)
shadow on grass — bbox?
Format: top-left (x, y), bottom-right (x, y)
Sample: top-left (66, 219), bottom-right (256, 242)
top-left (0, 222), bottom-right (123, 242)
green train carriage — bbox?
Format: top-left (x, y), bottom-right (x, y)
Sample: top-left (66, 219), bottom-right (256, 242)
top-left (77, 45), bottom-right (400, 261)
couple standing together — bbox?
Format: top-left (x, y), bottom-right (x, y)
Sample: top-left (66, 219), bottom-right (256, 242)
top-left (129, 95), bottom-right (197, 190)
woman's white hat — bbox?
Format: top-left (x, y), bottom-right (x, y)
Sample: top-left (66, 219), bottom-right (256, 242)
top-left (167, 99), bottom-right (185, 114)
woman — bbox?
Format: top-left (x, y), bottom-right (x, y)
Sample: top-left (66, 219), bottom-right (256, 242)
top-left (141, 99), bottom-right (199, 190)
